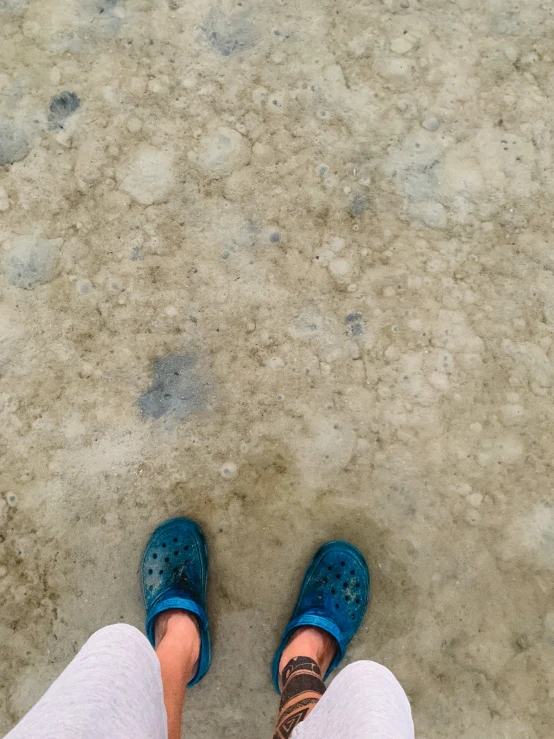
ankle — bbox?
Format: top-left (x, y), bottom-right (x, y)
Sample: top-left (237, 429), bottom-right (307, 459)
top-left (155, 609), bottom-right (201, 661)
top-left (279, 627), bottom-right (337, 680)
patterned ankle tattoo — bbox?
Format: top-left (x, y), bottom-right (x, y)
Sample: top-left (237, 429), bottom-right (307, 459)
top-left (273, 657), bottom-right (326, 739)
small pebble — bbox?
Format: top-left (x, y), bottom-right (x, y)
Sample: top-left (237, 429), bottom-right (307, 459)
top-left (127, 117), bottom-right (142, 133)
top-left (260, 225), bottom-right (283, 245)
top-left (267, 91), bottom-right (286, 112)
top-left (2, 236), bottom-right (62, 289)
top-left (220, 462), bottom-right (238, 479)
top-left (107, 276), bottom-right (125, 293)
top-left (266, 356), bottom-right (284, 370)
top-left (456, 483), bottom-right (472, 496)
top-left (328, 237), bottom-right (345, 253)
top-left (75, 278), bottom-right (93, 295)
top-left (422, 116), bottom-right (440, 131)
top-left (329, 258), bottom-right (351, 279)
top-left (0, 121), bottom-right (31, 166)
top-left (390, 37), bottom-right (413, 54)
top-left (194, 127), bottom-right (250, 178)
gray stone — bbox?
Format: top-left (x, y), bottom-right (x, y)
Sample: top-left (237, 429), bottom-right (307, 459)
top-left (195, 128), bottom-right (250, 178)
top-left (0, 122), bottom-right (30, 166)
top-left (422, 116), bottom-right (440, 131)
top-left (1, 236), bottom-right (62, 288)
top-left (201, 10), bottom-right (256, 56)
top-left (117, 146), bottom-right (175, 205)
top-left (420, 201), bottom-right (447, 229)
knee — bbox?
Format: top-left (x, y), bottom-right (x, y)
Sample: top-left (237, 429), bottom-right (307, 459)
top-left (334, 660), bottom-right (404, 690)
top-left (87, 623), bottom-right (151, 651)
top-left (328, 661), bottom-right (414, 738)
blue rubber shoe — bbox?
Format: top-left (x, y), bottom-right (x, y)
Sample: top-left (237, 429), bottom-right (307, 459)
top-left (141, 517), bottom-right (211, 686)
top-left (271, 540), bottom-right (370, 692)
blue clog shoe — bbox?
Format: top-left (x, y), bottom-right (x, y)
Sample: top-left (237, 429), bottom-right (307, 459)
top-left (141, 517), bottom-right (211, 686)
top-left (271, 540), bottom-right (370, 692)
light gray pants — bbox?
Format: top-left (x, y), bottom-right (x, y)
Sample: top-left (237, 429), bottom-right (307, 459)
top-left (6, 624), bottom-right (414, 738)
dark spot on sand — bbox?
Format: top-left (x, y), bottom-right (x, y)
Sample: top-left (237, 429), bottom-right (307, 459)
top-left (48, 91), bottom-right (80, 129)
top-left (138, 354), bottom-right (209, 421)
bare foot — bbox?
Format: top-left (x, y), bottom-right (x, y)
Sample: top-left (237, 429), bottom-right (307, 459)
top-left (155, 609), bottom-right (201, 739)
top-left (279, 626), bottom-right (337, 684)
top-left (155, 609), bottom-right (201, 676)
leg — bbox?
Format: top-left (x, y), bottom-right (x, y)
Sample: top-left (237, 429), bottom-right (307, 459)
top-left (271, 541), bottom-right (412, 738)
top-left (154, 610), bottom-right (200, 739)
top-left (291, 660), bottom-right (414, 739)
top-left (142, 518), bottom-right (212, 737)
top-left (5, 624), bottom-right (167, 739)
top-left (8, 516), bottom-right (206, 739)
top-left (273, 626), bottom-right (336, 738)
top-left (271, 541), bottom-right (371, 737)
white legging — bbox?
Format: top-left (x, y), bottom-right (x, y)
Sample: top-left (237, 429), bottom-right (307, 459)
top-left (5, 624), bottom-right (414, 738)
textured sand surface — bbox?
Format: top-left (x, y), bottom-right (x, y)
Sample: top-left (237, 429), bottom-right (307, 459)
top-left (1, 1), bottom-right (553, 736)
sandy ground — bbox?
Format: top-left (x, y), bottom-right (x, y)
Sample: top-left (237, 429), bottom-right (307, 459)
top-left (1, 0), bottom-right (553, 736)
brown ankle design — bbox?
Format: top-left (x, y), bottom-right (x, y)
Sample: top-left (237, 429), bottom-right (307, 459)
top-left (273, 657), bottom-right (326, 739)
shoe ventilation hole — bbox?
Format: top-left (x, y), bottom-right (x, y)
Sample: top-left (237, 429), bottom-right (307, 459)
top-left (328, 565), bottom-right (333, 571)
top-left (173, 537), bottom-right (178, 542)
top-left (331, 589), bottom-right (336, 594)
top-left (153, 553), bottom-right (157, 559)
top-left (345, 596), bottom-right (350, 601)
top-left (184, 545), bottom-right (189, 551)
top-left (356, 583), bottom-right (360, 588)
top-left (174, 567), bottom-right (178, 573)
top-left (165, 557), bottom-right (169, 562)
top-left (343, 582), bottom-right (348, 588)
top-left (174, 551), bottom-right (179, 556)
top-left (341, 561), bottom-right (345, 566)
top-left (335, 603), bottom-right (339, 609)
top-left (162, 543), bottom-right (166, 548)
top-left (322, 578), bottom-right (328, 584)
top-left (159, 569), bottom-right (164, 575)
top-left (350, 570), bottom-right (355, 575)
top-left (148, 568), bottom-right (153, 575)
top-left (356, 598), bottom-right (360, 604)
top-left (335, 573), bottom-right (340, 579)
